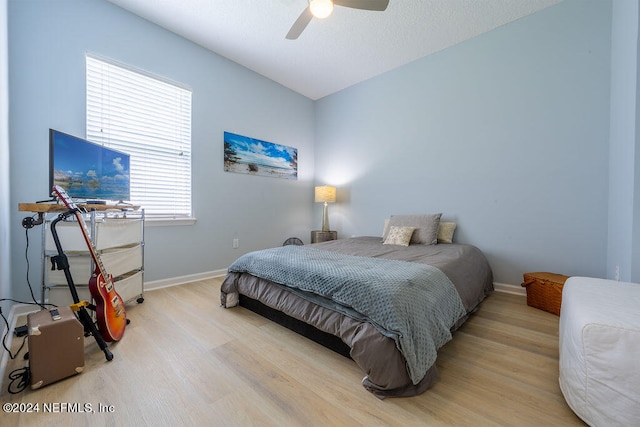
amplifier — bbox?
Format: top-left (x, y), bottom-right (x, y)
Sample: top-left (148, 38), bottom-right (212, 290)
top-left (27, 307), bottom-right (85, 389)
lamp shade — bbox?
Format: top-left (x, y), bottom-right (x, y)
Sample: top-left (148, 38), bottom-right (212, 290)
top-left (315, 186), bottom-right (336, 203)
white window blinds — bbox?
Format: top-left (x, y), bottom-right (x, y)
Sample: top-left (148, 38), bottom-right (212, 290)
top-left (86, 54), bottom-right (192, 218)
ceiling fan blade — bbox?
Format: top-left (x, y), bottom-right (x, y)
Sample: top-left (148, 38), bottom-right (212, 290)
top-left (286, 7), bottom-right (314, 40)
top-left (333, 0), bottom-right (389, 11)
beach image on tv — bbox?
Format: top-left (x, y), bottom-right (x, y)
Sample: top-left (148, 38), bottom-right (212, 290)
top-left (52, 131), bottom-right (130, 201)
top-left (224, 131), bottom-right (297, 180)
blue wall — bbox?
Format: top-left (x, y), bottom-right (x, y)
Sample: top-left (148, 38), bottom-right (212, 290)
top-left (315, 0), bottom-right (614, 286)
top-left (6, 0), bottom-right (640, 304)
top-left (8, 0), bottom-right (315, 302)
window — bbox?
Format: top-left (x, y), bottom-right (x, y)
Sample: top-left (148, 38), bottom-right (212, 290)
top-left (86, 54), bottom-right (192, 219)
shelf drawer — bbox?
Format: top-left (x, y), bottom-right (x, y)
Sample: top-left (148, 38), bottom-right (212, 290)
top-left (115, 271), bottom-right (143, 303)
top-left (46, 244), bottom-right (143, 285)
top-left (46, 255), bottom-right (90, 287)
top-left (47, 270), bottom-right (143, 308)
top-left (94, 220), bottom-right (143, 250)
top-left (45, 218), bottom-right (142, 252)
top-left (102, 245), bottom-right (143, 277)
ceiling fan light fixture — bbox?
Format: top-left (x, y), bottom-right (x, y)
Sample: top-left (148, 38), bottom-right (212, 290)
top-left (309, 0), bottom-right (334, 19)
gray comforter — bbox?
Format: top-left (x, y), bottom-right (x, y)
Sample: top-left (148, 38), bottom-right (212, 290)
top-left (221, 237), bottom-right (493, 398)
top-left (226, 245), bottom-right (466, 384)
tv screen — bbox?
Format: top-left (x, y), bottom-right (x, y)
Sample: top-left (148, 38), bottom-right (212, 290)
top-left (49, 129), bottom-right (131, 202)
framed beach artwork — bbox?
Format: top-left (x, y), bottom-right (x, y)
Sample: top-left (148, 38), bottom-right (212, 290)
top-left (224, 131), bottom-right (298, 180)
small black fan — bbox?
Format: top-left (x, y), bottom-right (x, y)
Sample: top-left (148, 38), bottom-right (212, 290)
top-left (283, 237), bottom-right (304, 246)
top-left (286, 0), bottom-right (390, 40)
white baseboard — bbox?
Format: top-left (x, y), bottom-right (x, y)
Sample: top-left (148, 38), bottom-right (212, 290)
top-left (144, 269), bottom-right (228, 291)
top-left (494, 282), bottom-right (526, 296)
top-left (0, 270), bottom-right (228, 386)
top-left (144, 273), bottom-right (526, 297)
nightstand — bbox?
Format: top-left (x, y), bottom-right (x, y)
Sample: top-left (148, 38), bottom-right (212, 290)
top-left (311, 230), bottom-right (337, 243)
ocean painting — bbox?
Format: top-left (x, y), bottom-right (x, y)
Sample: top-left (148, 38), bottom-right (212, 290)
top-left (224, 131), bottom-right (297, 180)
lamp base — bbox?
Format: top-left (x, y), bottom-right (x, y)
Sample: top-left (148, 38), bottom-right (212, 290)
top-left (321, 202), bottom-right (330, 232)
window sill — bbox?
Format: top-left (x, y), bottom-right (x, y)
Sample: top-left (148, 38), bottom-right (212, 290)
top-left (145, 217), bottom-right (197, 227)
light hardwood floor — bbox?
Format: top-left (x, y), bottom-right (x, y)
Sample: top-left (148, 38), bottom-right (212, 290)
top-left (1, 278), bottom-right (585, 426)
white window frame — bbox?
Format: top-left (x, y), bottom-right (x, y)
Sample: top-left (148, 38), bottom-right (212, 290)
top-left (86, 53), bottom-right (193, 223)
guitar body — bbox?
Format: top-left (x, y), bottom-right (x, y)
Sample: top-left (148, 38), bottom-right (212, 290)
top-left (89, 268), bottom-right (127, 342)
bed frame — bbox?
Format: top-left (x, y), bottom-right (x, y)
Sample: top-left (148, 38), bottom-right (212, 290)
top-left (239, 294), bottom-right (352, 359)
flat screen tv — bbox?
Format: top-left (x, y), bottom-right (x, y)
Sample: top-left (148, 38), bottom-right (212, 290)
top-left (49, 129), bottom-right (130, 202)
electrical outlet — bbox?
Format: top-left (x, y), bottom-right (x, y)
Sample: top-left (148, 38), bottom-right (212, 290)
top-left (233, 238), bottom-right (239, 249)
top-left (615, 265), bottom-right (620, 281)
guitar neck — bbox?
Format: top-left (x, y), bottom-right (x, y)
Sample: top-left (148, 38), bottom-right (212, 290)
top-left (52, 186), bottom-right (110, 279)
top-left (72, 210), bottom-right (108, 278)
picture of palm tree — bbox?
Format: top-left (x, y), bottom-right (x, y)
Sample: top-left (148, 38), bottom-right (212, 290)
top-left (224, 131), bottom-right (297, 180)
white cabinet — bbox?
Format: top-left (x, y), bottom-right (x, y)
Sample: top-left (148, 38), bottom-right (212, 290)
top-left (43, 210), bottom-right (144, 308)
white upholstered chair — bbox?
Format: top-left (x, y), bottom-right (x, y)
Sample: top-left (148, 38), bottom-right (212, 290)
top-left (559, 277), bottom-right (640, 426)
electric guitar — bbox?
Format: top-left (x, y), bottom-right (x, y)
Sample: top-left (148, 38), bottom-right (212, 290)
top-left (52, 185), bottom-right (127, 342)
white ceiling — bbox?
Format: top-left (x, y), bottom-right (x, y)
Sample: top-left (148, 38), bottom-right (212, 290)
top-left (106, 0), bottom-right (562, 100)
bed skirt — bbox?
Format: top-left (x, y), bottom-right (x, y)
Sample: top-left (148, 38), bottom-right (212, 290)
top-left (221, 271), bottom-right (445, 398)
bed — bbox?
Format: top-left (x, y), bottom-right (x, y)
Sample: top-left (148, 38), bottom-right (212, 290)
top-left (220, 216), bottom-right (493, 398)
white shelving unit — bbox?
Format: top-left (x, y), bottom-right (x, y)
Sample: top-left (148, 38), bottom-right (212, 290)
top-left (42, 209), bottom-right (145, 308)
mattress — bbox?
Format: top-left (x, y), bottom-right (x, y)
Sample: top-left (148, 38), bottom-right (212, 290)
top-left (559, 277), bottom-right (640, 426)
top-left (221, 236), bottom-right (493, 398)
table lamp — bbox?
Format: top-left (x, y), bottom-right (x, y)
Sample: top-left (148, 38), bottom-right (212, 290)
top-left (315, 185), bottom-right (336, 232)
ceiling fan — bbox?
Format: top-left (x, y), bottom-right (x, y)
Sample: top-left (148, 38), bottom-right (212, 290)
top-left (286, 0), bottom-right (390, 40)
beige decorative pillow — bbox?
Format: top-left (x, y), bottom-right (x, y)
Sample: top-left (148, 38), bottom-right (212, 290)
top-left (383, 226), bottom-right (415, 246)
top-left (437, 222), bottom-right (457, 244)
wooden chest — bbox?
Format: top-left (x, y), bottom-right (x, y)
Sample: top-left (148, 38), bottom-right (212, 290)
top-left (521, 272), bottom-right (570, 316)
